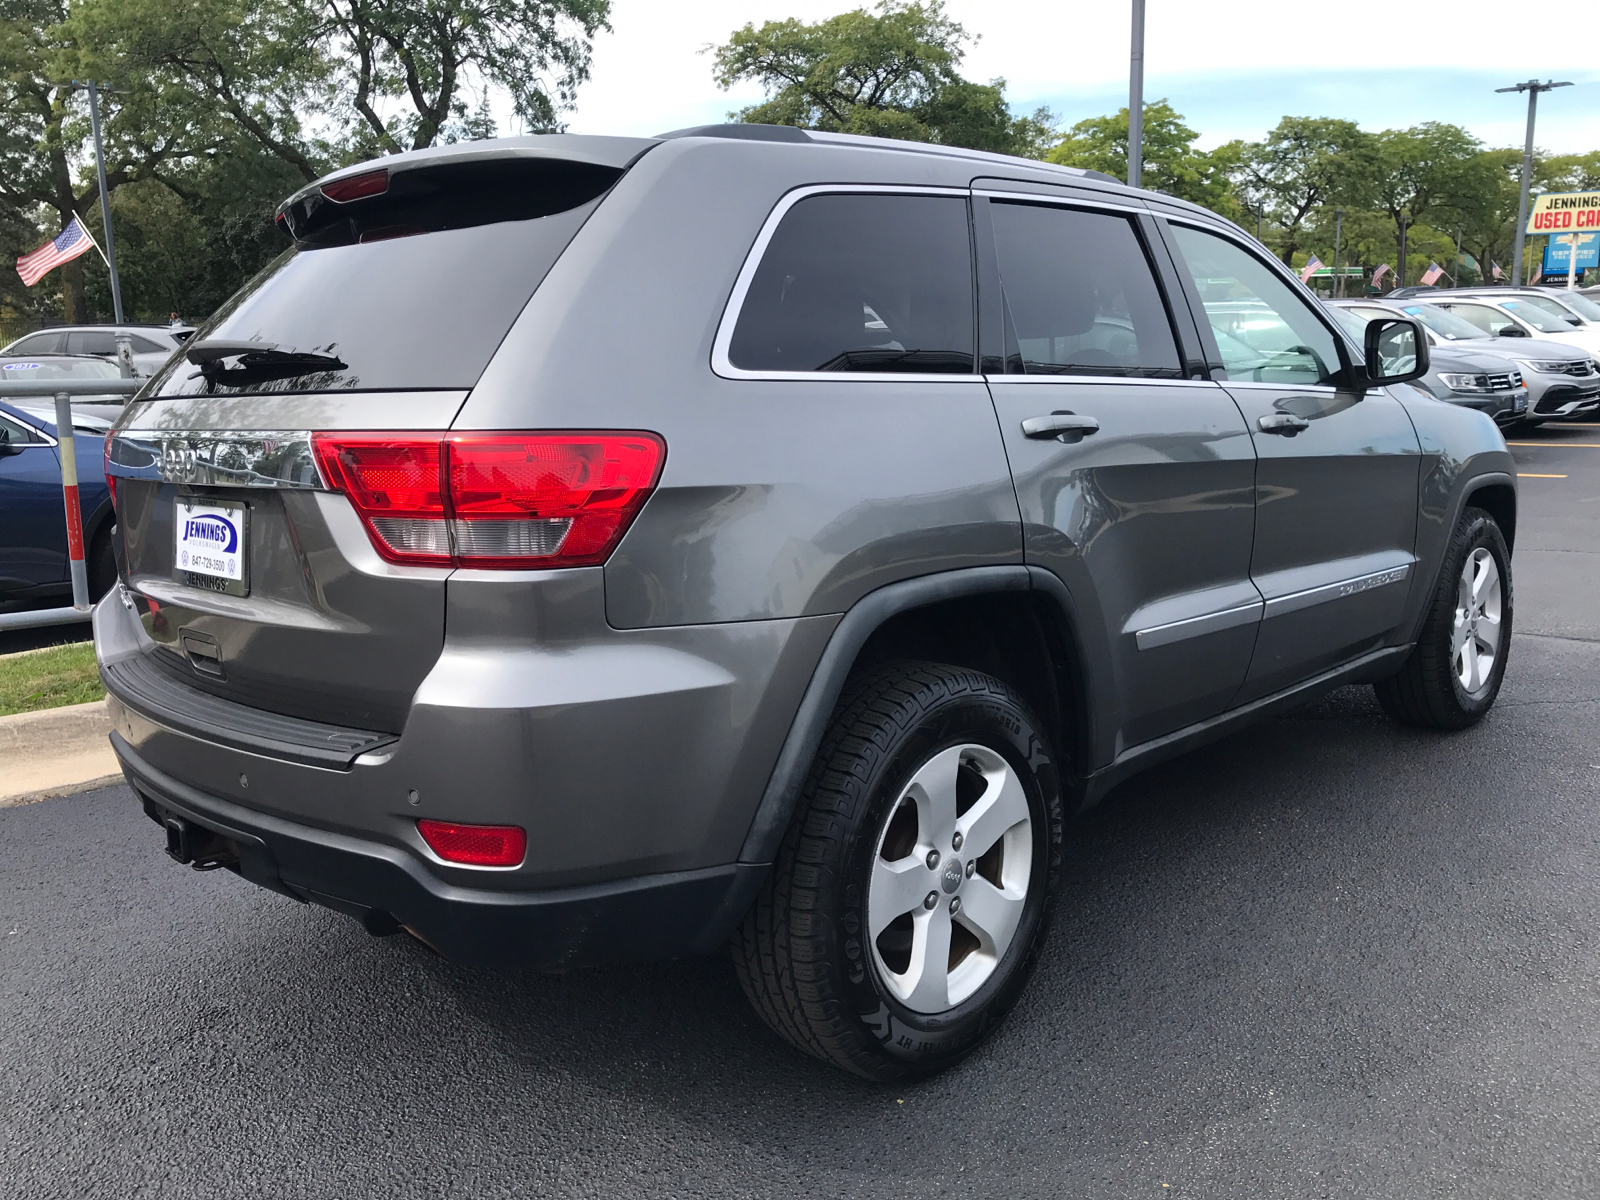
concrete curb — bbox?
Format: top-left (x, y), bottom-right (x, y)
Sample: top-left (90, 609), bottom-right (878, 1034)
top-left (0, 699), bottom-right (121, 808)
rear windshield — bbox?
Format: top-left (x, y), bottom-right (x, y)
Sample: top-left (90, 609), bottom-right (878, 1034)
top-left (145, 158), bottom-right (621, 397)
top-left (0, 357), bottom-right (123, 380)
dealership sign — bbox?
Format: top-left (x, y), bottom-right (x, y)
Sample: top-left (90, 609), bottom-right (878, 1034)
top-left (1527, 190), bottom-right (1600, 234)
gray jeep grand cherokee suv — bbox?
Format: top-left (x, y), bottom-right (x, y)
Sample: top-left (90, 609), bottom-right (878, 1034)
top-left (96, 126), bottom-right (1516, 1081)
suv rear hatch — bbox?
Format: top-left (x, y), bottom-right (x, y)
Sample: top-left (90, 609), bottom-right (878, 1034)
top-left (107, 138), bottom-right (654, 734)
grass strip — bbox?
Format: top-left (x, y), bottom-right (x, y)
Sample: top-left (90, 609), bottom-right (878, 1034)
top-left (0, 642), bottom-right (104, 716)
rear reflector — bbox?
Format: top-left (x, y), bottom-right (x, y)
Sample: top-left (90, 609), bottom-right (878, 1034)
top-left (417, 819), bottom-right (527, 868)
top-left (321, 168), bottom-right (389, 203)
top-left (312, 431), bottom-right (664, 569)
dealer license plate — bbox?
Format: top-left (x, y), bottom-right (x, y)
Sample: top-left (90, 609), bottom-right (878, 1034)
top-left (174, 498), bottom-right (249, 596)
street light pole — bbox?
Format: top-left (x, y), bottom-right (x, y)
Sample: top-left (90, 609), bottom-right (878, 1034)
top-left (1497, 79), bottom-right (1571, 286)
top-left (1333, 208), bottom-right (1344, 298)
top-left (75, 78), bottom-right (126, 323)
top-left (1128, 0), bottom-right (1145, 189)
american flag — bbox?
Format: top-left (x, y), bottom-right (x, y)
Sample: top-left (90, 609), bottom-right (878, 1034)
top-left (1299, 255), bottom-right (1324, 283)
top-left (1530, 260), bottom-right (1543, 284)
top-left (1419, 262), bottom-right (1444, 286)
top-left (1491, 261), bottom-right (1503, 281)
top-left (1371, 263), bottom-right (1391, 288)
top-left (16, 216), bottom-right (96, 287)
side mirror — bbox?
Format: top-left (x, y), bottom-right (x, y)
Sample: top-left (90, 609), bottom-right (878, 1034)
top-left (1362, 316), bottom-right (1429, 386)
top-left (1495, 324), bottom-right (1530, 338)
top-left (1565, 315), bottom-right (1583, 326)
top-left (0, 428), bottom-right (21, 458)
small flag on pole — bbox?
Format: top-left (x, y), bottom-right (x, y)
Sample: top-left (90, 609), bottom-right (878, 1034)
top-left (1530, 259), bottom-right (1543, 284)
top-left (1419, 262), bottom-right (1444, 286)
top-left (1371, 263), bottom-right (1391, 288)
top-left (1491, 261), bottom-right (1503, 281)
top-left (1299, 255), bottom-right (1324, 283)
top-left (16, 216), bottom-right (97, 287)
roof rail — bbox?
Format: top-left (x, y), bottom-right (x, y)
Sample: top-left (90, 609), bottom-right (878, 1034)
top-left (655, 123), bottom-right (812, 143)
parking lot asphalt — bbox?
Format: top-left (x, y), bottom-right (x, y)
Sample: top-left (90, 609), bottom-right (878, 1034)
top-left (3, 425), bottom-right (1598, 1199)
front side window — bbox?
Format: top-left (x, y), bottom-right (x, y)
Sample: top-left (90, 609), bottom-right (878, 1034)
top-left (1169, 224), bottom-right (1344, 386)
top-left (989, 201), bottom-right (1180, 377)
top-left (728, 193), bottom-right (975, 374)
top-left (0, 413), bottom-right (41, 444)
top-left (68, 331), bottom-right (117, 355)
top-left (1498, 299), bottom-right (1573, 333)
top-left (1443, 304), bottom-right (1518, 336)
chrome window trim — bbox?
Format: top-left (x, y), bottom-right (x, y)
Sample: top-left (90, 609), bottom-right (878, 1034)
top-left (1220, 380), bottom-right (1341, 393)
top-left (710, 183), bottom-right (984, 383)
top-left (106, 431), bottom-right (324, 490)
top-left (1262, 563), bottom-right (1413, 620)
top-left (0, 413), bottom-right (58, 447)
top-left (1135, 600), bottom-right (1263, 650)
top-left (985, 374), bottom-right (1217, 387)
top-left (972, 187), bottom-right (1149, 217)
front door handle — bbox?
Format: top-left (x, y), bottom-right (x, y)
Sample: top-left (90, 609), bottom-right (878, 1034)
top-left (1257, 413), bottom-right (1310, 436)
top-left (1022, 411), bottom-right (1101, 443)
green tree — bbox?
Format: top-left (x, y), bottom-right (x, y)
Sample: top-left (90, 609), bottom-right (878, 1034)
top-left (1234, 116), bottom-right (1374, 266)
top-left (1045, 99), bottom-right (1239, 215)
top-left (1367, 122), bottom-right (1496, 283)
top-left (712, 1), bottom-right (1050, 156)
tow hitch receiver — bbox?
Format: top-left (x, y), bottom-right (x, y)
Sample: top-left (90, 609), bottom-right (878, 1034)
top-left (162, 813), bottom-right (240, 872)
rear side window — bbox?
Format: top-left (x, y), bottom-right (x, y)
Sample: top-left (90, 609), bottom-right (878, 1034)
top-left (989, 202), bottom-right (1180, 377)
top-left (146, 157), bottom-right (622, 397)
top-left (127, 334), bottom-right (166, 353)
top-left (728, 193), bottom-right (974, 374)
top-left (8, 332), bottom-right (64, 355)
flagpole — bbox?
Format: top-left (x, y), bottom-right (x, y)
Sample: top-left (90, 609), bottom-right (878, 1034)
top-left (82, 79), bottom-right (125, 324)
top-left (74, 215), bottom-right (112, 271)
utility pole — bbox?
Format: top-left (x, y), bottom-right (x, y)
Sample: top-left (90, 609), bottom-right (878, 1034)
top-left (1333, 208), bottom-right (1344, 298)
top-left (1497, 79), bottom-right (1571, 286)
top-left (70, 79), bottom-right (126, 323)
top-left (1128, 0), bottom-right (1144, 189)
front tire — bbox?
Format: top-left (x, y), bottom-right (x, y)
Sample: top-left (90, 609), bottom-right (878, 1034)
top-left (732, 662), bottom-right (1064, 1080)
top-left (1375, 506), bottom-right (1512, 729)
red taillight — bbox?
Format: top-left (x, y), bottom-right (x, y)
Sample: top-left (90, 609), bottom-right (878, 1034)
top-left (312, 431), bottom-right (664, 569)
top-left (320, 168), bottom-right (389, 203)
top-left (103, 437), bottom-right (116, 511)
top-left (417, 819), bottom-right (526, 867)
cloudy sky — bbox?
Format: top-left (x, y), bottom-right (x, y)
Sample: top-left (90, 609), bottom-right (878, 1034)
top-left (560, 0), bottom-right (1600, 155)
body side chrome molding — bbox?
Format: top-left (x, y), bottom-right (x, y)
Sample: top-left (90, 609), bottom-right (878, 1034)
top-left (1262, 562), bottom-right (1412, 619)
top-left (1134, 600), bottom-right (1263, 650)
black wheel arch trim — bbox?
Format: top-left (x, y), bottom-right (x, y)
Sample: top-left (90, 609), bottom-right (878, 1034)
top-left (737, 565), bottom-right (1101, 865)
top-left (1402, 468), bottom-right (1516, 648)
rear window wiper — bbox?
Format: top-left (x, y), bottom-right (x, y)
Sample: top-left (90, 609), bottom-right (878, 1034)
top-left (185, 339), bottom-right (347, 387)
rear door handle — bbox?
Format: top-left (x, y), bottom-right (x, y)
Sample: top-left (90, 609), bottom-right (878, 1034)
top-left (1257, 413), bottom-right (1310, 436)
top-left (1022, 411), bottom-right (1101, 443)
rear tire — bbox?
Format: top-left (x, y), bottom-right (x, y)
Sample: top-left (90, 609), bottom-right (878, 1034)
top-left (732, 662), bottom-right (1064, 1081)
top-left (1374, 506), bottom-right (1511, 729)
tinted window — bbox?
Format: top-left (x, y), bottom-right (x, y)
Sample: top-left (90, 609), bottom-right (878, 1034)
top-left (990, 202), bottom-right (1180, 377)
top-left (69, 331), bottom-right (117, 355)
top-left (1169, 224), bottom-right (1344, 386)
top-left (8, 332), bottom-right (64, 355)
top-left (128, 334), bottom-right (166, 353)
top-left (728, 193), bottom-right (974, 373)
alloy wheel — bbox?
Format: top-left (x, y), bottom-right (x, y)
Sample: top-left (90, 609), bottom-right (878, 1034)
top-left (1452, 546), bottom-right (1502, 697)
top-left (867, 743), bottom-right (1034, 1014)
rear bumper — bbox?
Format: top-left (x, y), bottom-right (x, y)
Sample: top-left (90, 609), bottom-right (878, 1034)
top-left (113, 732), bottom-right (765, 969)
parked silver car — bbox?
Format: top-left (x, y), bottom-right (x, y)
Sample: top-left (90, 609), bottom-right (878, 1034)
top-left (97, 128), bottom-right (1516, 1080)
top-left (1335, 298), bottom-right (1599, 422)
top-left (2, 324), bottom-right (193, 377)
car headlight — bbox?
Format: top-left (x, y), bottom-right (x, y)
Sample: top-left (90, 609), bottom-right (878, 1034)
top-left (1436, 373), bottom-right (1492, 393)
top-left (1516, 359), bottom-right (1571, 374)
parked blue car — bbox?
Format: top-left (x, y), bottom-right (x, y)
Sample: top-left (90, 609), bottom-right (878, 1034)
top-left (0, 399), bottom-right (116, 607)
